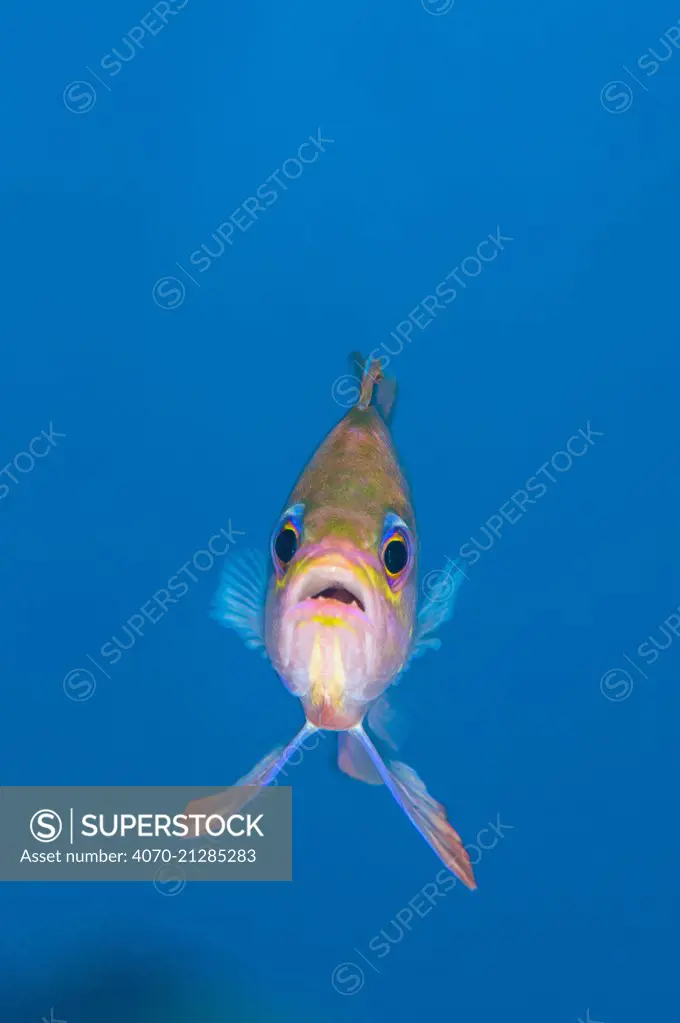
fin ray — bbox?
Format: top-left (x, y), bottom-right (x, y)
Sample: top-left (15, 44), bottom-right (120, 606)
top-left (350, 725), bottom-right (477, 889)
top-left (392, 558), bottom-right (466, 681)
top-left (415, 558), bottom-right (466, 645)
top-left (366, 694), bottom-right (403, 751)
top-left (358, 358), bottom-right (383, 410)
top-left (182, 722), bottom-right (318, 831)
top-left (337, 732), bottom-right (383, 785)
top-left (347, 351), bottom-right (397, 421)
top-left (211, 548), bottom-right (268, 652)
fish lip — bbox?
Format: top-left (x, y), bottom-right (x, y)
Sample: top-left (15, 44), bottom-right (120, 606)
top-left (288, 560), bottom-right (373, 620)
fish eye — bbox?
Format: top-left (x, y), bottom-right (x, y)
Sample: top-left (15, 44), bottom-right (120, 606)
top-left (383, 537), bottom-right (408, 576)
top-left (380, 513), bottom-right (413, 585)
top-left (274, 525), bottom-right (298, 566)
top-left (271, 505), bottom-right (304, 574)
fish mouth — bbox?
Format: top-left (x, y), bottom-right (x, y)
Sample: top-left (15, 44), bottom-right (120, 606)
top-left (288, 560), bottom-right (373, 620)
top-left (309, 585), bottom-right (365, 612)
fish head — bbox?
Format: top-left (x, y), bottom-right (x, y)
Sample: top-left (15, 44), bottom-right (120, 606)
top-left (264, 412), bottom-right (417, 729)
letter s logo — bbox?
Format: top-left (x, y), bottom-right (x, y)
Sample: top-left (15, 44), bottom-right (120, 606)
top-left (30, 809), bottom-right (63, 843)
top-left (600, 81), bottom-right (633, 114)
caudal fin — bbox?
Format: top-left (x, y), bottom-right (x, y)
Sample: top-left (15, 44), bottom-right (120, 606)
top-left (182, 722), bottom-right (318, 831)
top-left (349, 725), bottom-right (477, 890)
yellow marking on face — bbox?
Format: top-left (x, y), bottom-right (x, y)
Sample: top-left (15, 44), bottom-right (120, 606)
top-left (362, 560), bottom-right (402, 605)
top-left (310, 614), bottom-right (348, 627)
top-left (323, 633), bottom-right (346, 712)
top-left (307, 626), bottom-right (346, 712)
top-left (310, 633), bottom-right (324, 707)
top-left (329, 684), bottom-right (344, 712)
top-left (277, 557), bottom-right (306, 586)
top-left (332, 633), bottom-right (346, 688)
top-left (311, 680), bottom-right (324, 707)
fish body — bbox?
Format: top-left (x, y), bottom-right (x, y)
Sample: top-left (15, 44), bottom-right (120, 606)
top-left (193, 357), bottom-right (477, 889)
top-left (265, 397), bottom-right (417, 729)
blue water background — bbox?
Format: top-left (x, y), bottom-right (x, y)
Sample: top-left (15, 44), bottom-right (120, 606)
top-left (1, 1), bottom-right (678, 1020)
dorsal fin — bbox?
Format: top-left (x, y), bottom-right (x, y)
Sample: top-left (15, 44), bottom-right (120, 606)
top-left (358, 358), bottom-right (383, 410)
top-left (348, 351), bottom-right (397, 422)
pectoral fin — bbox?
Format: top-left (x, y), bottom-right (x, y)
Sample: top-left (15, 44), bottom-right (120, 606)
top-left (412, 559), bottom-right (465, 656)
top-left (390, 558), bottom-right (466, 683)
top-left (211, 549), bottom-right (268, 653)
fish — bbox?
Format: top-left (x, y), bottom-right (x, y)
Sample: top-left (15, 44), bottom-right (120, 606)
top-left (186, 355), bottom-right (476, 889)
